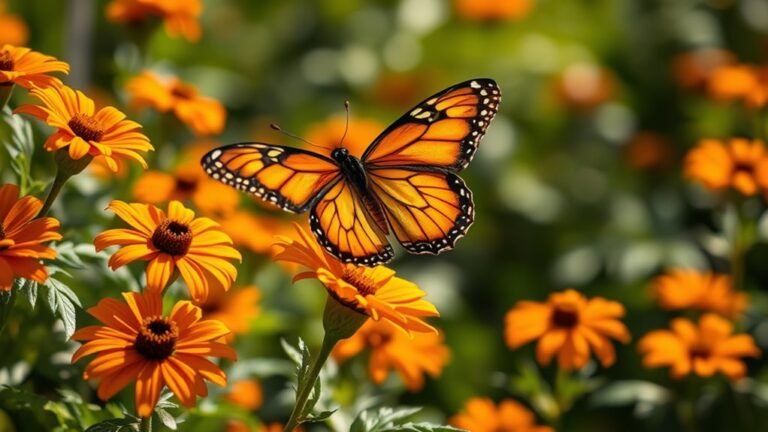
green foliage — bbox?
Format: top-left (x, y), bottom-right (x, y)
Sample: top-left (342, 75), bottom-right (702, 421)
top-left (1, 106), bottom-right (46, 195)
top-left (350, 406), bottom-right (464, 432)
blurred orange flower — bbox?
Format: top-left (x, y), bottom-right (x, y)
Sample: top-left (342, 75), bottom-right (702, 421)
top-left (449, 397), bottom-right (553, 432)
top-left (225, 379), bottom-right (263, 411)
top-left (505, 289), bottom-right (631, 370)
top-left (304, 115), bottom-right (384, 159)
top-left (15, 85), bottom-right (153, 172)
top-left (638, 313), bottom-right (759, 380)
top-left (0, 45), bottom-right (68, 89)
top-left (0, 184), bottom-right (62, 291)
top-left (673, 48), bottom-right (735, 90)
top-left (106, 0), bottom-right (202, 42)
top-left (651, 269), bottom-right (747, 318)
top-left (333, 319), bottom-right (450, 391)
top-left (0, 4), bottom-right (28, 46)
top-left (218, 211), bottom-right (293, 255)
top-left (200, 285), bottom-right (261, 338)
top-left (707, 64), bottom-right (768, 107)
top-left (272, 224), bottom-right (439, 334)
top-left (72, 291), bottom-right (236, 417)
top-left (625, 132), bottom-right (674, 170)
top-left (133, 144), bottom-right (240, 215)
top-left (554, 63), bottom-right (615, 111)
top-left (126, 71), bottom-right (226, 136)
top-left (684, 138), bottom-right (767, 196)
top-left (454, 0), bottom-right (535, 21)
top-left (94, 200), bottom-right (241, 302)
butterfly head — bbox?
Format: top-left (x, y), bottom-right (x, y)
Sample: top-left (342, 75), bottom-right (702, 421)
top-left (331, 147), bottom-right (349, 162)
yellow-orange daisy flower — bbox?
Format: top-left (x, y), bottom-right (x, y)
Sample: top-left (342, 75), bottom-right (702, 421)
top-left (106, 0), bottom-right (202, 42)
top-left (454, 0), bottom-right (535, 21)
top-left (638, 313), bottom-right (760, 380)
top-left (505, 289), bottom-right (631, 370)
top-left (72, 291), bottom-right (236, 417)
top-left (133, 144), bottom-right (239, 215)
top-left (449, 397), bottom-right (553, 432)
top-left (333, 319), bottom-right (449, 391)
top-left (272, 224), bottom-right (439, 334)
top-left (651, 269), bottom-right (747, 318)
top-left (94, 200), bottom-right (241, 302)
top-left (200, 285), bottom-right (260, 339)
top-left (126, 71), bottom-right (225, 136)
top-left (15, 85), bottom-right (153, 172)
top-left (0, 3), bottom-right (28, 46)
top-left (225, 379), bottom-right (263, 411)
top-left (0, 184), bottom-right (62, 290)
top-left (707, 64), bottom-right (768, 108)
top-left (0, 45), bottom-right (68, 89)
top-left (684, 138), bottom-right (767, 196)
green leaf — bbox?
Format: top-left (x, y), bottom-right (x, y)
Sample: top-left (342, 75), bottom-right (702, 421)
top-left (53, 242), bottom-right (87, 270)
top-left (350, 406), bottom-right (424, 432)
top-left (42, 275), bottom-right (82, 339)
top-left (380, 424), bottom-right (466, 432)
top-left (1, 105), bottom-right (45, 195)
top-left (155, 408), bottom-right (177, 430)
top-left (22, 279), bottom-right (38, 309)
top-left (305, 409), bottom-right (337, 423)
top-left (84, 418), bottom-right (140, 432)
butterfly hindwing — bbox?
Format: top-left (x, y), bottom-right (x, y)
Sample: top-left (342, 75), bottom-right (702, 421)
top-left (362, 78), bottom-right (500, 171)
top-left (309, 180), bottom-right (394, 265)
top-left (368, 168), bottom-right (474, 255)
top-left (201, 143), bottom-right (341, 213)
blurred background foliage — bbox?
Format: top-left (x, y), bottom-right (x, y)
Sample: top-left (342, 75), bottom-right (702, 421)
top-left (4, 0), bottom-right (768, 431)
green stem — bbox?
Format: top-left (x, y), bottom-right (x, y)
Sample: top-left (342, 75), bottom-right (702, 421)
top-left (283, 336), bottom-right (336, 432)
top-left (37, 171), bottom-right (69, 218)
top-left (139, 416), bottom-right (152, 432)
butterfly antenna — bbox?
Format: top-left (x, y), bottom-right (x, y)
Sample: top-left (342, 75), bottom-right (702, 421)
top-left (338, 100), bottom-right (350, 149)
top-left (269, 123), bottom-right (333, 152)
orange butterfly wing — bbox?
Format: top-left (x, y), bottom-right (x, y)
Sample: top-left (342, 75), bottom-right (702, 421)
top-left (363, 79), bottom-right (500, 171)
top-left (201, 143), bottom-right (341, 213)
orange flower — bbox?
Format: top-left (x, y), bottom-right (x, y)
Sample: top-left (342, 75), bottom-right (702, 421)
top-left (449, 398), bottom-right (553, 432)
top-left (15, 85), bottom-right (153, 172)
top-left (94, 200), bottom-right (241, 302)
top-left (0, 45), bottom-right (68, 89)
top-left (684, 138), bottom-right (766, 196)
top-left (651, 269), bottom-right (747, 318)
top-left (673, 49), bottom-right (735, 90)
top-left (272, 224), bottom-right (439, 334)
top-left (454, 0), bottom-right (534, 21)
top-left (126, 71), bottom-right (225, 136)
top-left (106, 0), bottom-right (202, 42)
top-left (0, 184), bottom-right (62, 290)
top-left (505, 289), bottom-right (631, 370)
top-left (303, 115), bottom-right (384, 160)
top-left (225, 379), bottom-right (263, 410)
top-left (638, 313), bottom-right (760, 380)
top-left (0, 3), bottom-right (28, 46)
top-left (219, 211), bottom-right (294, 255)
top-left (72, 291), bottom-right (236, 417)
top-left (554, 63), bottom-right (615, 111)
top-left (625, 132), bottom-right (674, 170)
top-left (133, 143), bottom-right (239, 215)
top-left (200, 285), bottom-right (260, 338)
top-left (333, 319), bottom-right (449, 391)
top-left (707, 64), bottom-right (768, 107)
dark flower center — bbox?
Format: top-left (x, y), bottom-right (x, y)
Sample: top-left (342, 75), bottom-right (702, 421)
top-left (732, 161), bottom-right (754, 175)
top-left (68, 113), bottom-right (104, 142)
top-left (134, 316), bottom-right (178, 360)
top-left (342, 268), bottom-right (378, 297)
top-left (171, 83), bottom-right (195, 100)
top-left (689, 344), bottom-right (711, 360)
top-left (0, 51), bottom-right (13, 71)
top-left (551, 305), bottom-right (579, 328)
top-left (175, 177), bottom-right (198, 194)
top-left (151, 219), bottom-right (193, 256)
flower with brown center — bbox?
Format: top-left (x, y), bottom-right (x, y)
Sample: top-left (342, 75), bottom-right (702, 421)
top-left (0, 44), bottom-right (68, 88)
top-left (126, 71), bottom-right (226, 136)
top-left (0, 184), bottom-right (62, 290)
top-left (651, 269), bottom-right (747, 318)
top-left (71, 291), bottom-right (237, 417)
top-left (333, 319), bottom-right (450, 391)
top-left (106, 0), bottom-right (203, 41)
top-left (94, 200), bottom-right (241, 302)
top-left (638, 313), bottom-right (760, 380)
top-left (684, 138), bottom-right (768, 196)
top-left (272, 224), bottom-right (439, 334)
top-left (14, 85), bottom-right (153, 172)
top-left (505, 289), bottom-right (631, 370)
top-left (449, 397), bottom-right (553, 432)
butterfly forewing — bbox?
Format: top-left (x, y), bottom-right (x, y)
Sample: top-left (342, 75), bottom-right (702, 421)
top-left (201, 143), bottom-right (341, 213)
top-left (362, 78), bottom-right (501, 171)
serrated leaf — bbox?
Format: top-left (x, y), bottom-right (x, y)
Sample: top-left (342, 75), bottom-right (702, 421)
top-left (53, 242), bottom-right (87, 269)
top-left (155, 408), bottom-right (177, 430)
top-left (84, 418), bottom-right (140, 432)
top-left (351, 406), bottom-right (424, 432)
top-left (2, 106), bottom-right (37, 194)
top-left (23, 280), bottom-right (38, 309)
top-left (281, 338), bottom-right (303, 365)
top-left (43, 276), bottom-right (81, 339)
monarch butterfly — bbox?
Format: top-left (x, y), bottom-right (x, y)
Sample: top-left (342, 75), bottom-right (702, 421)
top-left (201, 78), bottom-right (500, 266)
